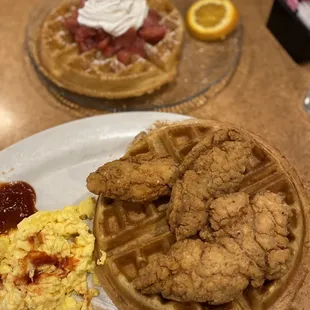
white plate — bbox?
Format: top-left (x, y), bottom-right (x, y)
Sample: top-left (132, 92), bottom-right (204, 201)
top-left (0, 112), bottom-right (190, 309)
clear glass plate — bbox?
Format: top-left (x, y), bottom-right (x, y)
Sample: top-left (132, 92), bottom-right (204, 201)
top-left (25, 0), bottom-right (243, 113)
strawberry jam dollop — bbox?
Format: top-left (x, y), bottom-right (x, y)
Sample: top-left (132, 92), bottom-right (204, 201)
top-left (63, 2), bottom-right (167, 65)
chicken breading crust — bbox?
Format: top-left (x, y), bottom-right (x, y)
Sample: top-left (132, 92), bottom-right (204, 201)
top-left (168, 135), bottom-right (255, 240)
top-left (87, 157), bottom-right (179, 202)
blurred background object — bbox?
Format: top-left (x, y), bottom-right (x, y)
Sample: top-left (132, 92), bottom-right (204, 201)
top-left (267, 0), bottom-right (310, 63)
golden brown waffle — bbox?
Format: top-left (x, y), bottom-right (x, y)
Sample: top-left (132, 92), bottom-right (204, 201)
top-left (124, 120), bottom-right (213, 162)
top-left (93, 120), bottom-right (306, 310)
top-left (36, 0), bottom-right (184, 99)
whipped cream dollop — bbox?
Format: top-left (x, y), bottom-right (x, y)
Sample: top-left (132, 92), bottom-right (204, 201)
top-left (77, 0), bottom-right (149, 37)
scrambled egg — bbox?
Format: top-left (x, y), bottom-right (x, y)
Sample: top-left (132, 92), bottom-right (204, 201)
top-left (0, 197), bottom-right (98, 310)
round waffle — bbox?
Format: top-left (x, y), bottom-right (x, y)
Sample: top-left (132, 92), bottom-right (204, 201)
top-left (36, 0), bottom-right (184, 99)
top-left (93, 120), bottom-right (307, 310)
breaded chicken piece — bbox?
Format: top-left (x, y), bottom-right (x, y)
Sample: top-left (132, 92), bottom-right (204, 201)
top-left (87, 157), bottom-right (179, 202)
top-left (208, 192), bottom-right (292, 286)
top-left (134, 192), bottom-right (292, 304)
top-left (134, 239), bottom-right (250, 304)
top-left (168, 139), bottom-right (254, 240)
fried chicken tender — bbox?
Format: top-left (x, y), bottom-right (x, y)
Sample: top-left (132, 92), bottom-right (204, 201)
top-left (208, 192), bottom-right (292, 286)
top-left (168, 138), bottom-right (255, 240)
top-left (87, 157), bottom-right (179, 202)
top-left (134, 192), bottom-right (292, 304)
top-left (134, 239), bottom-right (250, 304)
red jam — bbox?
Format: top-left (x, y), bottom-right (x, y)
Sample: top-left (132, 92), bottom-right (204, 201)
top-left (63, 1), bottom-right (167, 65)
top-left (0, 181), bottom-right (36, 233)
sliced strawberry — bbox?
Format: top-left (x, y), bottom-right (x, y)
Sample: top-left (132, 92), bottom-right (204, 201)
top-left (128, 37), bottom-right (146, 58)
top-left (74, 26), bottom-right (97, 43)
top-left (80, 0), bottom-right (87, 8)
top-left (149, 9), bottom-right (161, 22)
top-left (95, 29), bottom-right (109, 42)
top-left (117, 50), bottom-right (133, 65)
top-left (113, 28), bottom-right (138, 49)
top-left (64, 18), bottom-right (79, 34)
top-left (143, 9), bottom-right (161, 27)
top-left (97, 37), bottom-right (111, 52)
top-left (74, 26), bottom-right (97, 52)
top-left (81, 25), bottom-right (97, 38)
top-left (111, 41), bottom-right (123, 52)
top-left (102, 45), bottom-right (118, 58)
top-left (79, 38), bottom-right (96, 52)
top-left (138, 25), bottom-right (166, 45)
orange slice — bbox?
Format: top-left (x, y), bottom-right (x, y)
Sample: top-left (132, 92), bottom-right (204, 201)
top-left (186, 0), bottom-right (239, 41)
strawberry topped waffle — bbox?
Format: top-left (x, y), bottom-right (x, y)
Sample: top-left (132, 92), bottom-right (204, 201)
top-left (37, 0), bottom-right (184, 99)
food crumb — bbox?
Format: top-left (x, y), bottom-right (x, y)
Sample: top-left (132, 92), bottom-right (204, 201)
top-left (97, 250), bottom-right (107, 265)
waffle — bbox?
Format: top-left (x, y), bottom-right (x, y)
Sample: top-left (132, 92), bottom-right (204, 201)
top-left (124, 120), bottom-right (213, 162)
top-left (37, 0), bottom-right (184, 99)
top-left (93, 120), bottom-right (306, 310)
